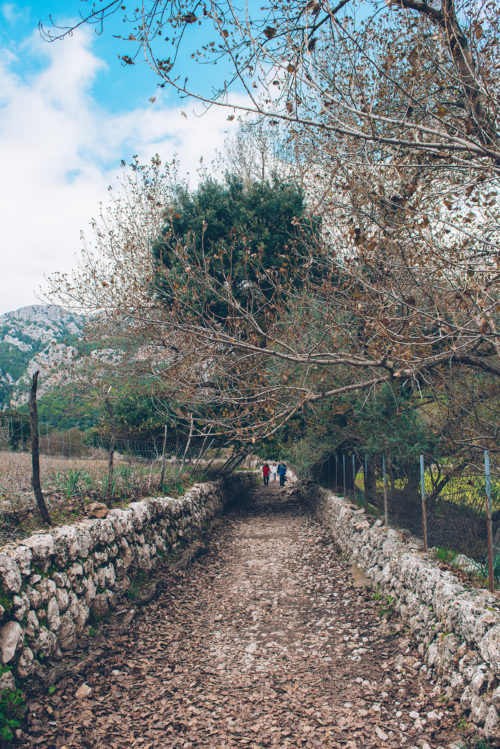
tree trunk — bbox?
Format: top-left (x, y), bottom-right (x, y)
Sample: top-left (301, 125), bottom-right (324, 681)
top-left (29, 372), bottom-right (51, 525)
top-left (177, 414), bottom-right (194, 477)
top-left (104, 388), bottom-right (116, 504)
top-left (159, 424), bottom-right (168, 489)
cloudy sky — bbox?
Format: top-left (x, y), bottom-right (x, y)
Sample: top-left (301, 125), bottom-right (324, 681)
top-left (0, 0), bottom-right (239, 315)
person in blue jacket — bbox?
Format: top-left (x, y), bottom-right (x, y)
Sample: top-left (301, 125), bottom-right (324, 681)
top-left (277, 462), bottom-right (287, 487)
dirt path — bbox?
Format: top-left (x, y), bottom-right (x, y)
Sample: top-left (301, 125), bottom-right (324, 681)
top-left (22, 485), bottom-right (467, 748)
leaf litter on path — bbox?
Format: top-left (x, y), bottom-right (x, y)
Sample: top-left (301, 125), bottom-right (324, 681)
top-left (21, 485), bottom-right (470, 748)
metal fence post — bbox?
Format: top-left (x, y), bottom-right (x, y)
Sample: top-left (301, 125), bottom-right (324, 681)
top-left (420, 454), bottom-right (428, 552)
top-left (352, 453), bottom-right (356, 499)
top-left (485, 450), bottom-right (494, 593)
top-left (364, 454), bottom-right (368, 501)
top-left (383, 453), bottom-right (388, 525)
top-left (335, 453), bottom-right (338, 493)
top-left (342, 453), bottom-right (346, 497)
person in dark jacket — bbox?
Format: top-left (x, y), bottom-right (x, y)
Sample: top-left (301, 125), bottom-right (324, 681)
top-left (277, 462), bottom-right (287, 487)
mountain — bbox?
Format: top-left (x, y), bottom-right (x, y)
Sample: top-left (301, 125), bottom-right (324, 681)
top-left (0, 305), bottom-right (85, 408)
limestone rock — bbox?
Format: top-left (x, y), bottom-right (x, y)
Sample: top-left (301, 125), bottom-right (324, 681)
top-left (75, 683), bottom-right (92, 699)
top-left (479, 624), bottom-right (500, 674)
top-left (25, 534), bottom-right (55, 564)
top-left (87, 502), bottom-right (109, 519)
top-left (36, 578), bottom-right (57, 605)
top-left (0, 554), bottom-right (21, 594)
top-left (35, 626), bottom-right (58, 658)
top-left (10, 546), bottom-right (32, 577)
top-left (0, 621), bottom-right (22, 663)
top-left (58, 612), bottom-right (77, 650)
top-left (470, 694), bottom-right (488, 724)
top-left (16, 646), bottom-right (34, 679)
top-left (0, 670), bottom-right (16, 691)
top-left (484, 705), bottom-right (500, 740)
top-left (25, 610), bottom-right (39, 638)
top-left (91, 593), bottom-right (109, 619)
top-left (47, 597), bottom-right (61, 632)
top-left (26, 585), bottom-right (41, 610)
top-left (56, 587), bottom-right (69, 613)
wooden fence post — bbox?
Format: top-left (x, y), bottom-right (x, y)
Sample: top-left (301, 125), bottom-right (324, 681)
top-left (29, 371), bottom-right (51, 525)
top-left (485, 450), bottom-right (494, 593)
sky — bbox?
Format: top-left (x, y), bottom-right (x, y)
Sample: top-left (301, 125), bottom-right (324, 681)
top-left (0, 0), bottom-right (242, 315)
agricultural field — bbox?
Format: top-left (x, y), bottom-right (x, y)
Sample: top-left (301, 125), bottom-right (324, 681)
top-left (0, 450), bottom-right (199, 545)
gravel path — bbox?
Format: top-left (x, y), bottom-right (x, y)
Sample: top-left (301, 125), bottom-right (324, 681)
top-left (22, 485), bottom-right (468, 748)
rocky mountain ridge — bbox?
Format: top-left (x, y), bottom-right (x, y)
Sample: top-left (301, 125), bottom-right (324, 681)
top-left (0, 305), bottom-right (85, 408)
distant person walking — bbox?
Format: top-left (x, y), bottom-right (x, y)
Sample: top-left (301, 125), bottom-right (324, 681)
top-left (271, 463), bottom-right (278, 482)
top-left (278, 462), bottom-right (287, 487)
top-left (262, 463), bottom-right (270, 486)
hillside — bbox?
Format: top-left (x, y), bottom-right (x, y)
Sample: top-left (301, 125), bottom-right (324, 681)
top-left (0, 305), bottom-right (85, 408)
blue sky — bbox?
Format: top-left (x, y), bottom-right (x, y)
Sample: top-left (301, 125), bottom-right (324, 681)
top-left (0, 0), bottom-right (243, 314)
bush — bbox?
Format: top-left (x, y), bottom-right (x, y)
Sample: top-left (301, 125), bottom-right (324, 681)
top-left (0, 688), bottom-right (26, 742)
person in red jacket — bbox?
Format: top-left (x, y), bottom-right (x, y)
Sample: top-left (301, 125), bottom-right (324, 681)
top-left (262, 463), bottom-right (270, 486)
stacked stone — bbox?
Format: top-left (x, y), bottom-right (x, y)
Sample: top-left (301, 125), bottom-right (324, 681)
top-left (0, 477), bottom-right (253, 692)
top-left (302, 483), bottom-right (500, 741)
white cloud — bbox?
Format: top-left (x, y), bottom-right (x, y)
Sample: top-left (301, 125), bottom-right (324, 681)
top-left (1, 3), bottom-right (28, 25)
top-left (0, 28), bottom-right (243, 314)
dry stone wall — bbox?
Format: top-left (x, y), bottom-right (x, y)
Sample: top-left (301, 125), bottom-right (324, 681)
top-left (0, 473), bottom-right (255, 693)
top-left (301, 482), bottom-right (500, 742)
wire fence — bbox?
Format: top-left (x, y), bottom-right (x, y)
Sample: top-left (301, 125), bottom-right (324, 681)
top-left (0, 409), bottom-right (246, 525)
top-left (319, 450), bottom-right (500, 590)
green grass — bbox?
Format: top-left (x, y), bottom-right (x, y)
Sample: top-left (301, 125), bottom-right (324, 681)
top-left (434, 546), bottom-right (456, 564)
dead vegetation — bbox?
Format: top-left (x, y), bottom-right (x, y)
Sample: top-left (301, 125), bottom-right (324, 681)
top-left (0, 451), bottom-right (199, 546)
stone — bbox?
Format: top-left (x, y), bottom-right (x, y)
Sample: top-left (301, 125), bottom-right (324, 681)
top-left (470, 694), bottom-right (488, 724)
top-left (0, 670), bottom-right (16, 691)
top-left (0, 554), bottom-right (21, 594)
top-left (16, 646), bottom-right (34, 679)
top-left (56, 587), bottom-right (69, 613)
top-left (484, 705), bottom-right (500, 740)
top-left (52, 572), bottom-right (69, 588)
top-left (479, 625), bottom-right (500, 674)
top-left (83, 577), bottom-right (96, 606)
top-left (26, 610), bottom-right (39, 638)
top-left (75, 683), bottom-right (92, 699)
top-left (25, 534), bottom-right (55, 564)
top-left (492, 685), bottom-right (500, 707)
top-left (67, 563), bottom-right (84, 581)
top-left (95, 563), bottom-right (116, 590)
top-left (87, 502), bottom-right (109, 518)
top-left (12, 595), bottom-right (27, 622)
top-left (35, 626), bottom-right (58, 658)
top-left (0, 621), bottom-right (22, 663)
top-left (69, 596), bottom-right (90, 632)
top-left (10, 546), bottom-right (32, 577)
top-left (374, 726), bottom-right (388, 741)
top-left (36, 578), bottom-right (57, 605)
top-left (47, 597), bottom-right (61, 632)
top-left (26, 585), bottom-right (41, 609)
top-left (471, 668), bottom-right (486, 695)
top-left (58, 612), bottom-right (77, 650)
top-left (91, 593), bottom-right (109, 619)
